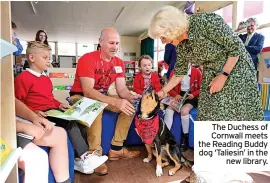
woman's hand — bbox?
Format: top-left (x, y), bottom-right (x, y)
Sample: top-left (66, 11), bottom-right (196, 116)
top-left (209, 74), bottom-right (227, 94)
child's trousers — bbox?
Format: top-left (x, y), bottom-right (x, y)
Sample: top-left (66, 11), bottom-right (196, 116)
top-left (46, 116), bottom-right (89, 157)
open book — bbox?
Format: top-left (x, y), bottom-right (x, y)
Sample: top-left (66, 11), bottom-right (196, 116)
top-left (161, 92), bottom-right (189, 113)
top-left (45, 97), bottom-right (108, 128)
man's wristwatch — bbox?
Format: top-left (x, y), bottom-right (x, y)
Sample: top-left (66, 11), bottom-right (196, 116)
top-left (218, 71), bottom-right (230, 77)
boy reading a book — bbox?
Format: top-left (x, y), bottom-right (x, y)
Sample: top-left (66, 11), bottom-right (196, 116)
top-left (14, 41), bottom-right (108, 174)
top-left (164, 65), bottom-right (202, 151)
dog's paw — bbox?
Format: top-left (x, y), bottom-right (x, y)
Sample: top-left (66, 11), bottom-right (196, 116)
top-left (168, 169), bottom-right (175, 176)
top-left (143, 158), bottom-right (151, 163)
top-left (156, 165), bottom-right (163, 177)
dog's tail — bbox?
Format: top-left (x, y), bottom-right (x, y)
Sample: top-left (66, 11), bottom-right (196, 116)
top-left (168, 138), bottom-right (194, 168)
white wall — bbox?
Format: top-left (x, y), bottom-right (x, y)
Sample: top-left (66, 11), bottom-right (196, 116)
top-left (59, 56), bottom-right (73, 68)
top-left (119, 36), bottom-right (140, 60)
top-left (196, 1), bottom-right (232, 12)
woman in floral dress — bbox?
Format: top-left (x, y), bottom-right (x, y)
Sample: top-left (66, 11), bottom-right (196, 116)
top-left (148, 6), bottom-right (263, 121)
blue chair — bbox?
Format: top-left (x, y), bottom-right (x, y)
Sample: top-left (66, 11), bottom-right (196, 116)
top-left (264, 110), bottom-right (270, 121)
top-left (124, 117), bottom-right (143, 146)
top-left (172, 108), bottom-right (197, 148)
top-left (101, 110), bottom-right (119, 155)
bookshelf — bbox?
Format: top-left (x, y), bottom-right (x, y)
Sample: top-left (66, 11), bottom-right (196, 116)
top-left (48, 68), bottom-right (76, 104)
top-left (124, 61), bottom-right (139, 90)
top-left (1, 2), bottom-right (21, 183)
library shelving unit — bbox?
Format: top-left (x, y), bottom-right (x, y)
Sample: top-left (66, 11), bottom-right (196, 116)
top-left (48, 68), bottom-right (76, 104)
top-left (1, 2), bottom-right (22, 183)
top-left (124, 60), bottom-right (139, 90)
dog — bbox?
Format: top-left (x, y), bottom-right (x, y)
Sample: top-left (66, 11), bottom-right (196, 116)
top-left (135, 86), bottom-right (183, 177)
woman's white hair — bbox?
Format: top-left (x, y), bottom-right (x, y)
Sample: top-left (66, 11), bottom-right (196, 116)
top-left (148, 6), bottom-right (189, 40)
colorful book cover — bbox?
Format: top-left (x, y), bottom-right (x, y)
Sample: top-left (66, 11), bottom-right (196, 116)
top-left (45, 97), bottom-right (108, 128)
top-left (53, 85), bottom-right (66, 90)
top-left (53, 85), bottom-right (72, 90)
top-left (49, 73), bottom-right (68, 78)
top-left (0, 138), bottom-right (12, 165)
top-left (161, 92), bottom-right (189, 113)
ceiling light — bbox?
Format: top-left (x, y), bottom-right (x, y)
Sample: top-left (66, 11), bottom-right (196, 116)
top-left (114, 7), bottom-right (126, 23)
top-left (30, 1), bottom-right (37, 15)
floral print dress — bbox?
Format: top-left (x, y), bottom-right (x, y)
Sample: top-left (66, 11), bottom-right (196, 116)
top-left (174, 12), bottom-right (264, 121)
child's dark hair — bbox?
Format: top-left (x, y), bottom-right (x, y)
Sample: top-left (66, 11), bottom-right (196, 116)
top-left (11, 21), bottom-right (17, 29)
top-left (138, 55), bottom-right (153, 67)
top-left (97, 44), bottom-right (101, 50)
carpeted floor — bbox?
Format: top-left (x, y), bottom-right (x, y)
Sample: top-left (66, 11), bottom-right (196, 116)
top-left (74, 146), bottom-right (270, 183)
top-left (74, 146), bottom-right (191, 183)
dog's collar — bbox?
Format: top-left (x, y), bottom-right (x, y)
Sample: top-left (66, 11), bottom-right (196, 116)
top-left (137, 114), bottom-right (157, 120)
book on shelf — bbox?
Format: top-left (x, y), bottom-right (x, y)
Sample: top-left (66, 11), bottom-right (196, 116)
top-left (53, 85), bottom-right (72, 90)
top-left (49, 72), bottom-right (75, 78)
top-left (45, 97), bottom-right (108, 128)
top-left (0, 138), bottom-right (12, 166)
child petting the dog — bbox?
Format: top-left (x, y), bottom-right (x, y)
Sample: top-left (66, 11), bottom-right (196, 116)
top-left (164, 64), bottom-right (202, 151)
top-left (14, 41), bottom-right (108, 175)
top-left (133, 55), bottom-right (161, 94)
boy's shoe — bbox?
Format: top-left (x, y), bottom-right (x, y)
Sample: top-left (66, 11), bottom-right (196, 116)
top-left (74, 151), bottom-right (108, 174)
